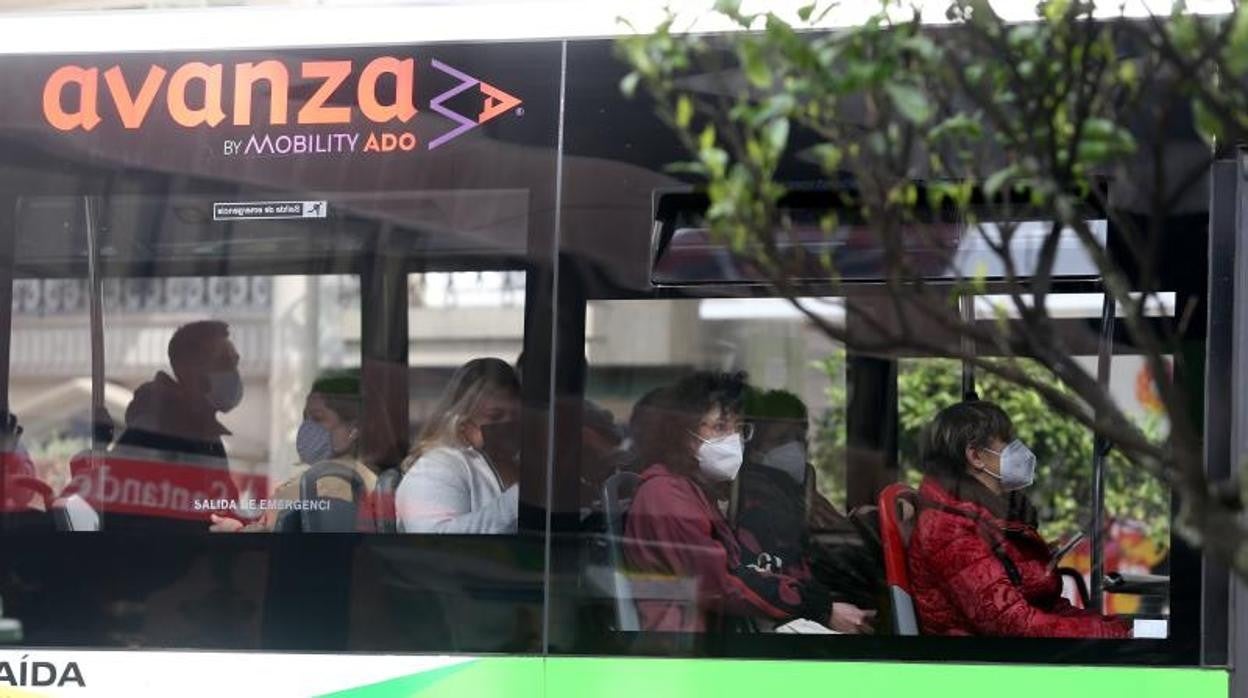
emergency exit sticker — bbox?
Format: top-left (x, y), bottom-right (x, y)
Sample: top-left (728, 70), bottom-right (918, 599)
top-left (212, 200), bottom-right (328, 221)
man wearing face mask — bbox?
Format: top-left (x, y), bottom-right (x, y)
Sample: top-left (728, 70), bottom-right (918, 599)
top-left (908, 401), bottom-right (1131, 637)
top-left (114, 320), bottom-right (244, 528)
top-left (623, 372), bottom-right (875, 634)
top-left (735, 390), bottom-right (811, 578)
top-left (733, 390), bottom-right (883, 614)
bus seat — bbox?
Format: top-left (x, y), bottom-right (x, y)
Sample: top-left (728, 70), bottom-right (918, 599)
top-left (602, 470), bottom-right (642, 632)
top-left (298, 462), bottom-right (365, 533)
top-left (373, 467), bottom-right (402, 534)
top-left (51, 494), bottom-right (100, 532)
top-left (878, 483), bottom-right (919, 636)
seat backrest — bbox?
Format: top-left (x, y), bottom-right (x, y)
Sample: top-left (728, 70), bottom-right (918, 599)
top-left (373, 467), bottom-right (402, 534)
top-left (298, 462), bottom-right (365, 533)
top-left (878, 482), bottom-right (919, 636)
top-left (601, 470), bottom-right (642, 631)
top-left (51, 494), bottom-right (100, 532)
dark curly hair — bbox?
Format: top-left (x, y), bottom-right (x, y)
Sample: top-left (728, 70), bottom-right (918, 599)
top-left (630, 371), bottom-right (748, 477)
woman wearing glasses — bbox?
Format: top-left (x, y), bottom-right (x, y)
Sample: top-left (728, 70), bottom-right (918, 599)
top-left (622, 371), bottom-right (875, 634)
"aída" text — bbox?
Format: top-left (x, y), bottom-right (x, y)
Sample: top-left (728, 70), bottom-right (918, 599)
top-left (0, 657), bottom-right (86, 687)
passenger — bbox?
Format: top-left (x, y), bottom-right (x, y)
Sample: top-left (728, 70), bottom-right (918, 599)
top-left (513, 351), bottom-right (629, 507)
top-left (908, 401), bottom-right (1131, 637)
top-left (396, 358), bottom-right (520, 534)
top-left (112, 320), bottom-right (243, 527)
top-left (623, 371), bottom-right (875, 633)
top-left (737, 389), bottom-right (884, 612)
top-left (735, 389), bottom-right (811, 577)
top-left (210, 370), bottom-right (376, 532)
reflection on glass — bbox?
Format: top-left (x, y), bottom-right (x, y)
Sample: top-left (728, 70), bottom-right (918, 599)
top-left (10, 273), bottom-right (362, 532)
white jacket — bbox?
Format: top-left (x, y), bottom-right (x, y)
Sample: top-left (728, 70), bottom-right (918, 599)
top-left (395, 445), bottom-right (518, 534)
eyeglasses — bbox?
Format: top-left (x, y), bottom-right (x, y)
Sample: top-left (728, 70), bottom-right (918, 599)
top-left (695, 421), bottom-right (755, 443)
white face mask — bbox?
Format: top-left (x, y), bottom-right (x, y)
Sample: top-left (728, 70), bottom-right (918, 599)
top-left (694, 433), bottom-right (744, 482)
top-left (205, 369), bottom-right (243, 413)
top-left (980, 439), bottom-right (1037, 491)
top-left (761, 441), bottom-right (807, 484)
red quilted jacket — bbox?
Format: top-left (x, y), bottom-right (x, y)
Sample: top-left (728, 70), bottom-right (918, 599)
top-left (908, 476), bottom-right (1131, 638)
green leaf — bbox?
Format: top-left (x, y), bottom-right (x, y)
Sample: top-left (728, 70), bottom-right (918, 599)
top-left (798, 2), bottom-right (816, 22)
top-left (1082, 117), bottom-right (1117, 139)
top-left (714, 0), bottom-right (747, 24)
top-left (1116, 60), bottom-right (1139, 88)
top-left (675, 95), bottom-right (694, 129)
top-left (701, 146), bottom-right (729, 177)
top-left (1042, 0), bottom-right (1071, 24)
top-left (984, 165), bottom-right (1017, 197)
top-left (884, 82), bottom-right (932, 124)
top-left (1169, 15), bottom-right (1199, 54)
top-left (766, 117), bottom-right (791, 154)
top-left (929, 113), bottom-right (983, 142)
top-left (1228, 9), bottom-right (1248, 74)
top-left (750, 92), bottom-right (797, 127)
top-left (1192, 99), bottom-right (1221, 147)
top-left (808, 143), bottom-right (843, 171)
top-left (619, 71), bottom-right (641, 98)
top-left (902, 34), bottom-right (940, 61)
top-left (740, 42), bottom-right (772, 88)
top-left (699, 124), bottom-right (716, 151)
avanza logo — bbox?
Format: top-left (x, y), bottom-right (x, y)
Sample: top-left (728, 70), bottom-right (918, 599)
top-left (40, 56), bottom-right (523, 154)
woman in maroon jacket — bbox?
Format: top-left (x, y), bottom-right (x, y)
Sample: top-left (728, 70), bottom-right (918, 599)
top-left (622, 371), bottom-right (874, 634)
top-left (907, 401), bottom-right (1131, 638)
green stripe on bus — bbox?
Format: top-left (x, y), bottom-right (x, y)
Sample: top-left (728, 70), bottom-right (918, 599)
top-left (317, 658), bottom-right (540, 698)
top-left (317, 657), bottom-right (1228, 698)
top-left (545, 658), bottom-right (1228, 698)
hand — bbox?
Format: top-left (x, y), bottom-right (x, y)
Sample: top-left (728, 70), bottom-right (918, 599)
top-left (209, 514), bottom-right (243, 533)
top-left (829, 602), bottom-right (876, 634)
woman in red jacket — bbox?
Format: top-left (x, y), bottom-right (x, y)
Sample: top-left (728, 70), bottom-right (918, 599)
top-left (907, 401), bottom-right (1131, 638)
top-left (622, 371), bottom-right (874, 634)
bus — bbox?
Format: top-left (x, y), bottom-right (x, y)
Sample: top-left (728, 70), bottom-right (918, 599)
top-left (0, 4), bottom-right (1237, 696)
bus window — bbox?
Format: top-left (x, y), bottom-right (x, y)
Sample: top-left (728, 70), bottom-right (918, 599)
top-left (92, 273), bottom-right (362, 532)
top-left (897, 354), bottom-right (1171, 624)
top-left (568, 296), bottom-right (870, 640)
top-left (555, 286), bottom-right (1176, 649)
top-left (401, 271), bottom-right (526, 536)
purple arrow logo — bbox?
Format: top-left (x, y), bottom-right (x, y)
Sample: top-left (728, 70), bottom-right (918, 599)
top-left (428, 59), bottom-right (480, 150)
top-left (428, 60), bottom-right (523, 150)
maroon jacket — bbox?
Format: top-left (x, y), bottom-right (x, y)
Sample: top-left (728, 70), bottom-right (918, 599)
top-left (908, 476), bottom-right (1131, 638)
top-left (622, 463), bottom-right (833, 632)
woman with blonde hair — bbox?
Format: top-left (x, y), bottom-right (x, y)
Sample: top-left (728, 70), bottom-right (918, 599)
top-left (396, 357), bottom-right (521, 534)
